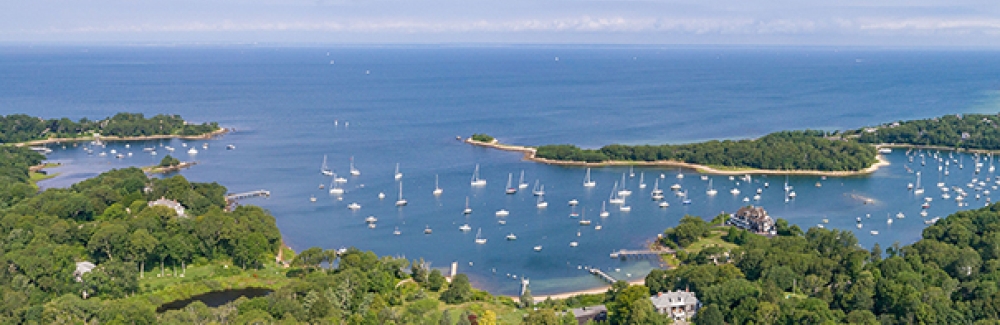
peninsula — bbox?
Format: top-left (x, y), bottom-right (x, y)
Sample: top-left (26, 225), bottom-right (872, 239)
top-left (1, 112), bottom-right (225, 146)
top-left (468, 113), bottom-right (1000, 176)
top-left (466, 131), bottom-right (886, 176)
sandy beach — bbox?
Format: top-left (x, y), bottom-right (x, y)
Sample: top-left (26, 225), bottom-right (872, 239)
top-left (510, 279), bottom-right (646, 303)
top-left (466, 138), bottom-right (890, 177)
top-left (13, 127), bottom-right (229, 147)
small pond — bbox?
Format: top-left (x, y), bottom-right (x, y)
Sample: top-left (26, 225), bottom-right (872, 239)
top-left (157, 288), bottom-right (271, 313)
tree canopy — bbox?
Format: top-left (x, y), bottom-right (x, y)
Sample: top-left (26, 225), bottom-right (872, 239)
top-left (0, 113), bottom-right (219, 144)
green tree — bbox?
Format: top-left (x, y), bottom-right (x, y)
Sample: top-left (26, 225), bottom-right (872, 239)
top-left (440, 274), bottom-right (473, 304)
top-left (159, 155), bottom-right (181, 167)
top-left (608, 284), bottom-right (650, 325)
top-left (524, 309), bottom-right (560, 325)
top-left (521, 288), bottom-right (534, 308)
top-left (428, 269), bottom-right (446, 291)
top-left (694, 304), bottom-right (724, 325)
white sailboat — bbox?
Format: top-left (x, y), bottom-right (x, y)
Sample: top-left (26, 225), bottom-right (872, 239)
top-left (321, 155), bottom-right (334, 176)
top-left (349, 156), bottom-right (361, 176)
top-left (433, 175), bottom-right (443, 196)
top-left (328, 176), bottom-right (344, 195)
top-left (475, 228), bottom-right (487, 244)
top-left (395, 182), bottom-right (408, 206)
top-left (619, 195), bottom-right (631, 211)
top-left (638, 173), bottom-right (646, 189)
top-left (394, 163), bottom-right (403, 180)
top-left (536, 195), bottom-right (548, 208)
top-left (518, 170), bottom-right (529, 189)
top-left (706, 179), bottom-right (718, 196)
top-left (609, 182), bottom-right (624, 204)
top-left (651, 179), bottom-right (663, 195)
top-left (913, 172), bottom-right (924, 195)
top-left (583, 168), bottom-right (596, 187)
top-left (533, 184), bottom-right (546, 196)
top-left (617, 174), bottom-right (632, 197)
top-left (579, 210), bottom-right (592, 225)
top-left (505, 173), bottom-right (517, 194)
top-left (471, 164), bottom-right (486, 186)
top-left (600, 201), bottom-right (610, 217)
top-left (463, 196), bottom-right (472, 214)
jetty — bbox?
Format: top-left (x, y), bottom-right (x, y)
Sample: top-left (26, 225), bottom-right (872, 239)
top-left (225, 190), bottom-right (270, 211)
top-left (610, 248), bottom-right (674, 259)
top-left (587, 267), bottom-right (617, 284)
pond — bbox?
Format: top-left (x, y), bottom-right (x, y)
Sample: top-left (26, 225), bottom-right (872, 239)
top-left (157, 288), bottom-right (271, 313)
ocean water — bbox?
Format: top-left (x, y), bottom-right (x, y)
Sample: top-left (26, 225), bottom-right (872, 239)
top-left (3, 45), bottom-right (1000, 295)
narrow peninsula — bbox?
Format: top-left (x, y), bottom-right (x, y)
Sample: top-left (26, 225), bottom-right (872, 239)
top-left (467, 113), bottom-right (1000, 176)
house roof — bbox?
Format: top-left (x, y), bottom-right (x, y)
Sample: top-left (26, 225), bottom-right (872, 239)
top-left (650, 290), bottom-right (699, 308)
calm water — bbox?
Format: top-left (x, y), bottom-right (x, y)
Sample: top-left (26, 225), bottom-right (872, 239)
top-left (3, 45), bottom-right (1000, 295)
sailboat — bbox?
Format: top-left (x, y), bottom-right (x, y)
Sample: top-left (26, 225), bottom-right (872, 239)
top-left (518, 171), bottom-right (529, 189)
top-left (600, 202), bottom-right (610, 217)
top-left (629, 166), bottom-right (635, 178)
top-left (617, 174), bottom-right (632, 197)
top-left (619, 196), bottom-right (631, 211)
top-left (394, 163), bottom-right (403, 180)
top-left (638, 173), bottom-right (646, 189)
top-left (471, 164), bottom-right (486, 186)
top-left (583, 168), bottom-right (596, 187)
top-left (505, 173), bottom-right (517, 194)
top-left (463, 197), bottom-right (472, 214)
top-left (334, 171), bottom-right (347, 184)
top-left (433, 175), bottom-right (443, 196)
top-left (914, 171), bottom-right (924, 195)
top-left (349, 156), bottom-right (361, 176)
top-left (395, 182), bottom-right (408, 206)
top-left (706, 179), bottom-right (718, 196)
top-left (651, 179), bottom-right (663, 195)
top-left (533, 184), bottom-right (546, 196)
top-left (609, 182), bottom-right (624, 204)
top-left (536, 194), bottom-right (548, 208)
top-left (579, 210), bottom-right (591, 225)
top-left (328, 176), bottom-right (344, 195)
top-left (475, 228), bottom-right (487, 244)
top-left (321, 155), bottom-right (334, 176)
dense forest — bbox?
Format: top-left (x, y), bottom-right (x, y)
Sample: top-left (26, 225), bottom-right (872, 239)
top-left (536, 131), bottom-right (878, 172)
top-left (852, 113), bottom-right (1000, 150)
top-left (0, 113), bottom-right (220, 144)
top-left (643, 211), bottom-right (1000, 325)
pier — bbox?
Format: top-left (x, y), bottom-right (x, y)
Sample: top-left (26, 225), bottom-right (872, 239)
top-left (609, 248), bottom-right (674, 259)
top-left (587, 267), bottom-right (617, 284)
top-left (225, 190), bottom-right (271, 211)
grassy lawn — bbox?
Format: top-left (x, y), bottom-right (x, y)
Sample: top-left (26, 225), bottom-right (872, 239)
top-left (683, 228), bottom-right (738, 255)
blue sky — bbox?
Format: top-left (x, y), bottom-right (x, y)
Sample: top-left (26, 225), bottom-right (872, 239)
top-left (1, 0), bottom-right (999, 46)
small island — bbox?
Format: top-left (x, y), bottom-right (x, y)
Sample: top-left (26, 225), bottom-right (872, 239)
top-left (143, 155), bottom-right (197, 174)
top-left (1, 112), bottom-right (226, 146)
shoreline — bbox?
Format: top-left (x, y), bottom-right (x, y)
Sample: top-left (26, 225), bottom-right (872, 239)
top-left (511, 279), bottom-right (646, 303)
top-left (12, 127), bottom-right (229, 147)
top-left (466, 138), bottom-right (890, 177)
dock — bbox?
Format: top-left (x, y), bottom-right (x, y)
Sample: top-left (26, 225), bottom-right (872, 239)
top-left (225, 190), bottom-right (270, 211)
top-left (587, 267), bottom-right (617, 284)
top-left (609, 248), bottom-right (674, 259)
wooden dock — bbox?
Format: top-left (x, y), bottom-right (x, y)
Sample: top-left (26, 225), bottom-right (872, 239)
top-left (225, 190), bottom-right (270, 211)
top-left (609, 248), bottom-right (674, 259)
top-left (587, 267), bottom-right (617, 284)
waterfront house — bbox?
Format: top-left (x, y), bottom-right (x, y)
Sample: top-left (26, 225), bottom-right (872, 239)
top-left (650, 290), bottom-right (700, 321)
top-left (568, 305), bottom-right (607, 325)
top-left (728, 205), bottom-right (776, 235)
top-left (148, 197), bottom-right (187, 217)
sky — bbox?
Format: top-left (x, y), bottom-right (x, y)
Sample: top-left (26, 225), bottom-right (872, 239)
top-left (1, 0), bottom-right (999, 46)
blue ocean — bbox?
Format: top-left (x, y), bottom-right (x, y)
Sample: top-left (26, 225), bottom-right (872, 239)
top-left (2, 45), bottom-right (999, 296)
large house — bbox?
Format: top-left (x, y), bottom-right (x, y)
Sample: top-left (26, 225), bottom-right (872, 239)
top-left (568, 305), bottom-right (607, 325)
top-left (148, 197), bottom-right (187, 217)
top-left (728, 205), bottom-right (776, 235)
top-left (650, 290), bottom-right (700, 321)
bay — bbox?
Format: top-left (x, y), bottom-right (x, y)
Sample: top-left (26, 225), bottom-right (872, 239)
top-left (3, 45), bottom-right (1000, 295)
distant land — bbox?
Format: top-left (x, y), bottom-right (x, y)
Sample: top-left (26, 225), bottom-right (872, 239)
top-left (468, 113), bottom-right (1000, 176)
top-left (1, 113), bottom-right (224, 146)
